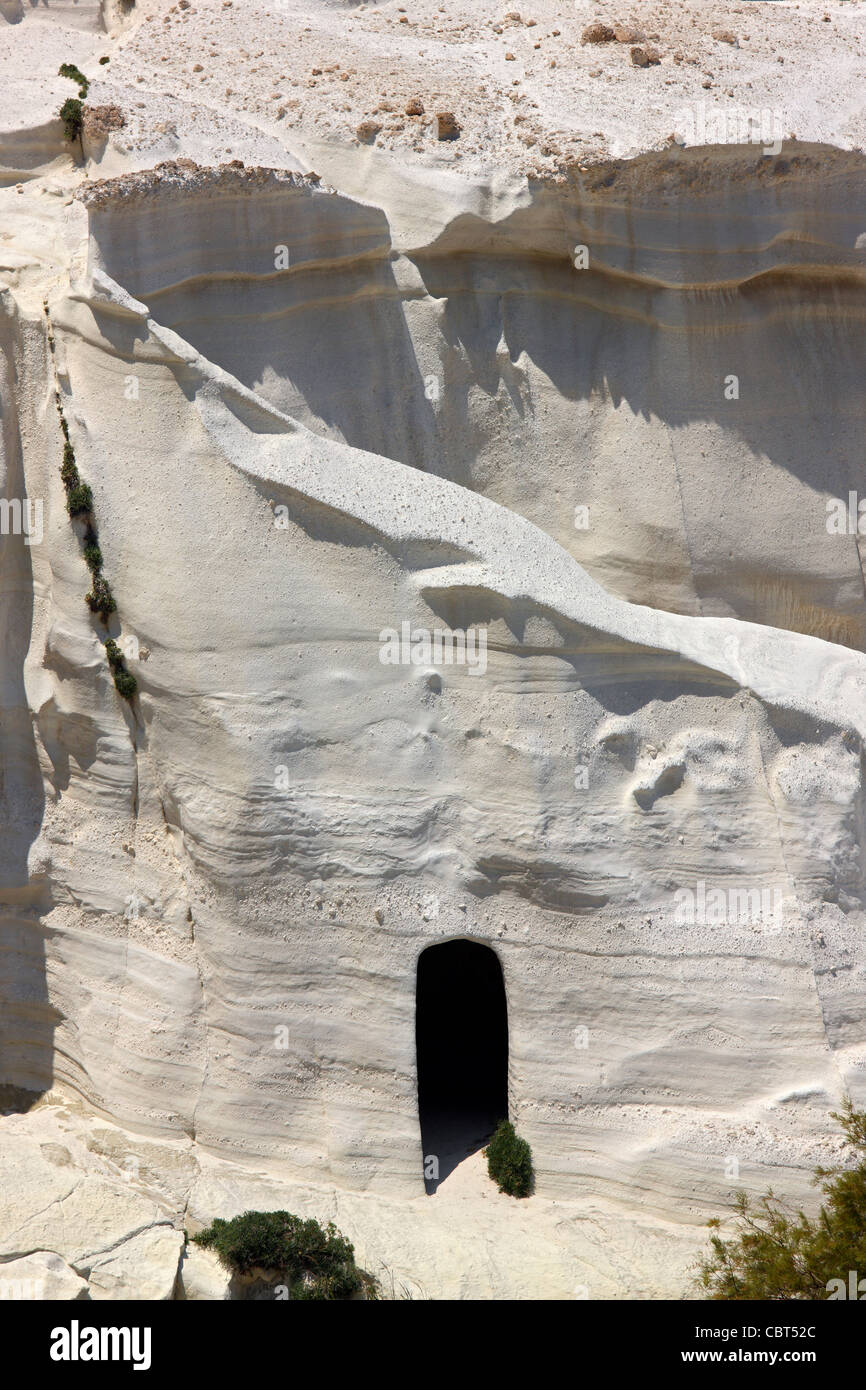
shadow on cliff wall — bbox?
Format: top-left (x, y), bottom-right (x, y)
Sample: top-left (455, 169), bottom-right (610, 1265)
top-left (0, 304), bottom-right (53, 1097)
top-left (91, 186), bottom-right (447, 477)
top-left (85, 148), bottom-right (866, 647)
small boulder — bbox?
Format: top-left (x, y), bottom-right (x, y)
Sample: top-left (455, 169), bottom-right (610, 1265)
top-left (405, 97), bottom-right (424, 115)
top-left (436, 111), bottom-right (461, 140)
top-left (712, 29), bottom-right (738, 45)
top-left (82, 105), bottom-right (126, 141)
top-left (614, 24), bottom-right (644, 43)
top-left (581, 22), bottom-right (616, 44)
top-left (356, 119), bottom-right (382, 144)
top-left (630, 44), bottom-right (660, 67)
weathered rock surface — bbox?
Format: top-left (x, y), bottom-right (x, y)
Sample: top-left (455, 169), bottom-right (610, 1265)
top-left (0, 0), bottom-right (865, 1300)
top-left (0, 1250), bottom-right (89, 1301)
top-left (176, 1244), bottom-right (231, 1301)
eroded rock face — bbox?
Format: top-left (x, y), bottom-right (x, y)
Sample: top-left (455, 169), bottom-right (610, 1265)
top-left (77, 153), bottom-right (866, 651)
top-left (1, 0), bottom-right (866, 1302)
top-left (2, 161), bottom-right (864, 1215)
top-left (0, 1103), bottom-right (185, 1300)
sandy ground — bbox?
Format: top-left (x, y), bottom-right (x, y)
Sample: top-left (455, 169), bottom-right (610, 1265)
top-left (2, 0), bottom-right (865, 184)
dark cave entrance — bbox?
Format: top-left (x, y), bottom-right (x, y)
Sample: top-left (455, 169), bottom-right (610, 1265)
top-left (415, 939), bottom-right (508, 1194)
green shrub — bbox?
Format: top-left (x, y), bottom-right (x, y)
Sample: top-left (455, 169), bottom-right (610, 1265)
top-left (85, 575), bottom-right (116, 620)
top-left (59, 97), bottom-right (84, 143)
top-left (66, 482), bottom-right (92, 517)
top-left (113, 670), bottom-right (138, 700)
top-left (699, 1102), bottom-right (866, 1300)
top-left (192, 1210), bottom-right (371, 1300)
top-left (61, 443), bottom-right (79, 490)
top-left (485, 1119), bottom-right (533, 1198)
top-left (104, 638), bottom-right (123, 669)
top-left (83, 541), bottom-right (103, 572)
top-left (58, 63), bottom-right (89, 97)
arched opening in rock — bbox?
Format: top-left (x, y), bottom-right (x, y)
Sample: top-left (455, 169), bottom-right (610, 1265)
top-left (415, 938), bottom-right (508, 1194)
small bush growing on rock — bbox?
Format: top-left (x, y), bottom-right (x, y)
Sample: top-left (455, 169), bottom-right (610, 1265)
top-left (485, 1119), bottom-right (533, 1198)
top-left (192, 1210), bottom-right (372, 1300)
top-left (66, 482), bottom-right (93, 517)
top-left (58, 66), bottom-right (89, 146)
top-left (85, 575), bottom-right (117, 620)
top-left (104, 638), bottom-right (123, 669)
top-left (104, 639), bottom-right (136, 700)
top-left (61, 443), bottom-right (79, 490)
top-left (59, 97), bottom-right (84, 144)
top-left (113, 670), bottom-right (138, 700)
top-left (699, 1101), bottom-right (866, 1299)
top-left (83, 540), bottom-right (103, 572)
top-left (59, 63), bottom-right (89, 97)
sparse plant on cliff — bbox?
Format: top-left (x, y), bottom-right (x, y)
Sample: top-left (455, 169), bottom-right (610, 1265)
top-left (85, 574), bottom-right (117, 621)
top-left (485, 1119), bottom-right (533, 1198)
top-left (112, 669), bottom-right (138, 700)
top-left (58, 63), bottom-right (89, 97)
top-left (58, 63), bottom-right (89, 148)
top-left (192, 1210), bottom-right (374, 1300)
top-left (46, 302), bottom-right (138, 705)
top-left (104, 638), bottom-right (123, 669)
top-left (83, 539), bottom-right (103, 572)
top-left (66, 481), bottom-right (93, 517)
top-left (699, 1101), bottom-right (866, 1299)
top-left (60, 442), bottom-right (79, 490)
top-left (59, 97), bottom-right (84, 144)
top-left (104, 638), bottom-right (137, 701)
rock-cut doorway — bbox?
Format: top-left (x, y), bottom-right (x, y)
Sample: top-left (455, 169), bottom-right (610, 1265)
top-left (415, 939), bottom-right (508, 1194)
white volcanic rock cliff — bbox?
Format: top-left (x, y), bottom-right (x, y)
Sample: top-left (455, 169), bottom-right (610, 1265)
top-left (1, 0), bottom-right (865, 1300)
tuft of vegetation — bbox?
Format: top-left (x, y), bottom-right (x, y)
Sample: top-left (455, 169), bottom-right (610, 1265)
top-left (699, 1101), bottom-right (866, 1300)
top-left (66, 482), bottom-right (93, 517)
top-left (47, 303), bottom-right (136, 703)
top-left (83, 540), bottom-right (103, 572)
top-left (104, 638), bottom-right (137, 701)
top-left (485, 1119), bottom-right (533, 1199)
top-left (58, 63), bottom-right (89, 97)
top-left (104, 638), bottom-right (123, 670)
top-left (113, 669), bottom-right (138, 700)
top-left (85, 575), bottom-right (117, 621)
top-left (61, 443), bottom-right (79, 490)
top-left (59, 97), bottom-right (85, 144)
top-left (58, 64), bottom-right (89, 146)
top-left (192, 1210), bottom-right (373, 1300)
